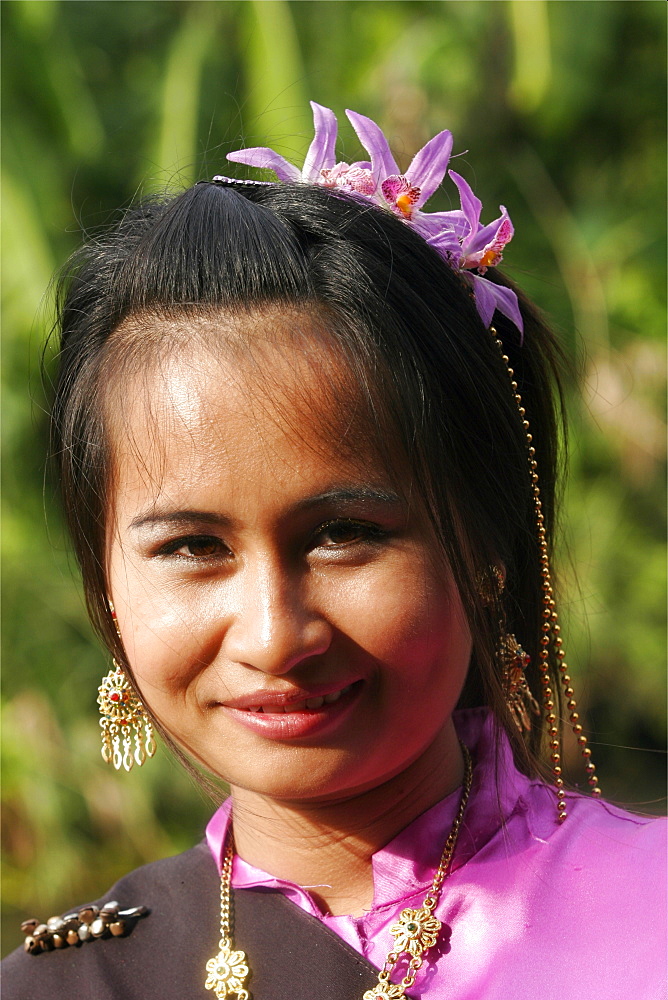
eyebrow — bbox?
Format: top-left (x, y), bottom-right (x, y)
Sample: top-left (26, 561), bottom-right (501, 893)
top-left (293, 486), bottom-right (403, 512)
top-left (129, 509), bottom-right (231, 531)
top-left (128, 486), bottom-right (403, 532)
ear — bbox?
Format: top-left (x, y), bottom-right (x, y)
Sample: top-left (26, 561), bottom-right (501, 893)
top-left (476, 564), bottom-right (505, 605)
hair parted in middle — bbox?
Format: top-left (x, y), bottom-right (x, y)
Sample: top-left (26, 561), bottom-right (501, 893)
top-left (50, 179), bottom-right (567, 781)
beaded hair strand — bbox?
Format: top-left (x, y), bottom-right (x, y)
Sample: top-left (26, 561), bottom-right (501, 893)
top-left (490, 327), bottom-right (601, 819)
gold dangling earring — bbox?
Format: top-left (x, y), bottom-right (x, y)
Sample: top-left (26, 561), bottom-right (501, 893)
top-left (490, 327), bottom-right (601, 820)
top-left (499, 632), bottom-right (540, 734)
top-left (479, 566), bottom-right (540, 734)
top-left (98, 602), bottom-right (156, 771)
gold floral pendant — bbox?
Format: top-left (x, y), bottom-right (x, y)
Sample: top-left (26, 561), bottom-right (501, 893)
top-left (205, 938), bottom-right (250, 999)
top-left (389, 906), bottom-right (442, 958)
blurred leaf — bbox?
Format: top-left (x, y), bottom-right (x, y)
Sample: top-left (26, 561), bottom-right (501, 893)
top-left (12, 0), bottom-right (104, 159)
top-left (151, 2), bottom-right (218, 188)
top-left (1, 170), bottom-right (55, 332)
top-left (241, 0), bottom-right (308, 156)
top-left (508, 0), bottom-right (551, 112)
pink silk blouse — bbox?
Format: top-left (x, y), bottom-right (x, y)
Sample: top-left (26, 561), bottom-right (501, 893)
top-left (206, 708), bottom-right (667, 999)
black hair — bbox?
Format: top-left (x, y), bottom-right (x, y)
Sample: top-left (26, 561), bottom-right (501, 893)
top-left (51, 180), bottom-right (566, 780)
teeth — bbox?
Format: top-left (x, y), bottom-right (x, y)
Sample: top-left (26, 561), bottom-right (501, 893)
top-left (246, 683), bottom-right (355, 714)
top-left (283, 701), bottom-right (307, 713)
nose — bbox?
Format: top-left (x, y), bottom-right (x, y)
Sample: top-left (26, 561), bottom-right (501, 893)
top-left (222, 556), bottom-right (333, 675)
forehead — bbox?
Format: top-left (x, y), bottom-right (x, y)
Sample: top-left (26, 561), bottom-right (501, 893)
top-left (105, 310), bottom-right (386, 506)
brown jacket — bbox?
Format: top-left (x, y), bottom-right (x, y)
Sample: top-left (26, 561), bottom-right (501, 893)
top-left (2, 841), bottom-right (381, 999)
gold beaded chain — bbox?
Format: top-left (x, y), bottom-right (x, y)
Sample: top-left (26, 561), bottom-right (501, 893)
top-left (490, 327), bottom-right (601, 821)
top-left (362, 743), bottom-right (473, 1000)
top-left (204, 839), bottom-right (250, 1000)
top-left (204, 744), bottom-right (473, 1000)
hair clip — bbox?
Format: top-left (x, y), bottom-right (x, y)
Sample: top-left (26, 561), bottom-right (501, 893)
top-left (210, 174), bottom-right (273, 187)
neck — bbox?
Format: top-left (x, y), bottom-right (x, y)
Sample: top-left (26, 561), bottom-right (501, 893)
top-left (229, 720), bottom-right (464, 916)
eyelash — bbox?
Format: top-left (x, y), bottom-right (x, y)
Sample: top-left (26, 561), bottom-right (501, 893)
top-left (156, 535), bottom-right (231, 560)
top-left (155, 520), bottom-right (387, 562)
top-left (311, 519), bottom-right (387, 549)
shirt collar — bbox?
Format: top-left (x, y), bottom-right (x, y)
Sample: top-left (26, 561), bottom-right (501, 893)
top-left (205, 708), bottom-right (534, 905)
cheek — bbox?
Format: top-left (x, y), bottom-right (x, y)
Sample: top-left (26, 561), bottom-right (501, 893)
top-left (339, 566), bottom-right (471, 763)
top-left (325, 559), bottom-right (471, 684)
top-left (108, 545), bottom-right (207, 698)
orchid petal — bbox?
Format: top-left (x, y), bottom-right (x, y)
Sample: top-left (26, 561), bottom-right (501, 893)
top-left (226, 147), bottom-right (301, 183)
top-left (424, 229), bottom-right (461, 255)
top-left (468, 275), bottom-right (524, 338)
top-left (448, 170), bottom-right (482, 234)
top-left (416, 209), bottom-right (468, 240)
top-left (346, 109), bottom-right (398, 187)
top-left (302, 102), bottom-right (338, 182)
top-left (468, 274), bottom-right (498, 328)
top-left (405, 130), bottom-right (453, 206)
top-left (482, 280), bottom-right (524, 338)
top-left (424, 234), bottom-right (461, 265)
top-left (465, 206), bottom-right (514, 256)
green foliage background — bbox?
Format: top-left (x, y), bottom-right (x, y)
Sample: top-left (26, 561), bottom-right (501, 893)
top-left (2, 0), bottom-right (665, 954)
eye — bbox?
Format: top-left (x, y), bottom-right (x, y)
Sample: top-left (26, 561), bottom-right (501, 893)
top-left (158, 535), bottom-right (229, 559)
top-left (311, 519), bottom-right (386, 549)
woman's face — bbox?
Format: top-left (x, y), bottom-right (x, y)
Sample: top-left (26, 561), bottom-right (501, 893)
top-left (107, 314), bottom-right (471, 803)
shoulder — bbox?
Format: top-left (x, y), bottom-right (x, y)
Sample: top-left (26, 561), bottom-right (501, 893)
top-left (455, 789), bottom-right (667, 996)
top-left (548, 787), bottom-right (666, 854)
top-left (1, 842), bottom-right (220, 1000)
top-left (526, 779), bottom-right (667, 851)
top-left (521, 784), bottom-right (667, 912)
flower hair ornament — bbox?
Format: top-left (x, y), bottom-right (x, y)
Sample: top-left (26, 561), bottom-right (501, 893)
top-left (221, 101), bottom-right (523, 337)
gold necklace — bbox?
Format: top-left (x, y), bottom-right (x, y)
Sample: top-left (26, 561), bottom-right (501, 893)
top-left (204, 742), bottom-right (473, 1000)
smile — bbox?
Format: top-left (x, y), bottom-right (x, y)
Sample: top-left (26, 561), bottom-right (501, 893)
top-left (246, 684), bottom-right (354, 714)
top-left (221, 681), bottom-right (363, 740)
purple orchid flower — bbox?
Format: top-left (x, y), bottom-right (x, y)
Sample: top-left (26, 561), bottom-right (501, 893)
top-left (226, 101), bottom-right (335, 182)
top-left (344, 109), bottom-right (464, 240)
top-left (225, 103), bottom-right (523, 336)
top-left (427, 170), bottom-right (523, 336)
top-left (227, 102), bottom-right (376, 196)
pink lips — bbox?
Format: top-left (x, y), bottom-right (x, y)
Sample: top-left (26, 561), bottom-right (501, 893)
top-left (220, 680), bottom-right (362, 740)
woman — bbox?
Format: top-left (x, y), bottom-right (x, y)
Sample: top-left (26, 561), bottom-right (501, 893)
top-left (3, 105), bottom-right (665, 1000)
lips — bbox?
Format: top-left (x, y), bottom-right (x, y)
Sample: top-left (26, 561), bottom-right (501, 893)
top-left (220, 680), bottom-right (363, 740)
top-left (246, 684), bottom-right (353, 714)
